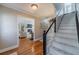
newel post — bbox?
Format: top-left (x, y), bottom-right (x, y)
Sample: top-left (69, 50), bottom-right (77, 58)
top-left (43, 30), bottom-right (46, 55)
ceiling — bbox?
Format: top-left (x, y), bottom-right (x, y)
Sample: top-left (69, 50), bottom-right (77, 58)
top-left (1, 3), bottom-right (56, 18)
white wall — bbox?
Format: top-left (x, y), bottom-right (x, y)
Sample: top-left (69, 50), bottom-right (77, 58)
top-left (0, 5), bottom-right (18, 52)
top-left (0, 5), bottom-right (35, 53)
top-left (64, 3), bottom-right (75, 14)
top-left (0, 10), bottom-right (2, 48)
top-left (1, 13), bottom-right (17, 49)
top-left (34, 17), bottom-right (43, 41)
top-left (56, 15), bottom-right (64, 32)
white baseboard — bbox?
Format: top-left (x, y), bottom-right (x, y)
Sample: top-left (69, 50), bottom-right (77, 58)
top-left (34, 37), bottom-right (43, 42)
top-left (0, 45), bottom-right (18, 53)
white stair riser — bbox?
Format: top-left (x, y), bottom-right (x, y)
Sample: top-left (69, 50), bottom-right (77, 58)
top-left (58, 31), bottom-right (77, 35)
top-left (48, 47), bottom-right (64, 55)
top-left (56, 33), bottom-right (77, 39)
top-left (60, 27), bottom-right (76, 29)
top-left (55, 37), bottom-right (78, 47)
top-left (53, 41), bottom-right (79, 54)
top-left (58, 30), bottom-right (77, 33)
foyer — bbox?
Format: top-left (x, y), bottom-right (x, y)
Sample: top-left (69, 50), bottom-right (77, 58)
top-left (0, 3), bottom-right (79, 55)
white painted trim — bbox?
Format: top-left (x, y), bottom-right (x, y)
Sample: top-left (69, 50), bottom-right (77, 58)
top-left (34, 37), bottom-right (43, 42)
top-left (0, 45), bottom-right (18, 53)
top-left (40, 39), bottom-right (43, 42)
top-left (34, 38), bottom-right (40, 41)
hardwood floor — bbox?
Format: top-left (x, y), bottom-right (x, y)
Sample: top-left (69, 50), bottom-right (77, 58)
top-left (0, 38), bottom-right (43, 55)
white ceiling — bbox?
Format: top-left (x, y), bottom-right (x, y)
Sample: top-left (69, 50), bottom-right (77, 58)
top-left (1, 3), bottom-right (56, 18)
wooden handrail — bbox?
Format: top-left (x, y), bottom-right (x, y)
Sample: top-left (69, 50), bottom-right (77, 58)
top-left (45, 8), bottom-right (63, 34)
top-left (46, 18), bottom-right (56, 34)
